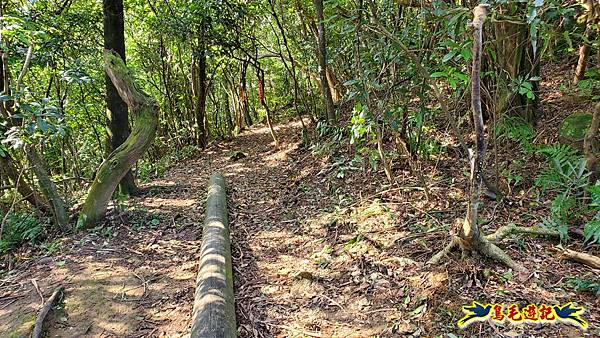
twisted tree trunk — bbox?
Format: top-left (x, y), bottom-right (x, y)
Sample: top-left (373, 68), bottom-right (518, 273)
top-left (77, 51), bottom-right (158, 228)
top-left (103, 0), bottom-right (138, 195)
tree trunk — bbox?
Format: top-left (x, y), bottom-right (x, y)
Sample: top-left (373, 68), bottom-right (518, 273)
top-left (429, 5), bottom-right (524, 272)
top-left (574, 0), bottom-right (597, 84)
top-left (78, 51), bottom-right (159, 228)
top-left (489, 4), bottom-right (539, 122)
top-left (461, 6), bottom-right (487, 246)
top-left (326, 67), bottom-right (342, 103)
top-left (190, 173), bottom-right (236, 338)
top-left (257, 67), bottom-right (279, 148)
top-left (193, 50), bottom-right (208, 148)
top-left (0, 153), bottom-right (47, 211)
top-left (268, 0), bottom-right (307, 131)
top-left (25, 146), bottom-right (68, 230)
top-left (240, 61), bottom-right (252, 127)
top-left (314, 0), bottom-right (336, 121)
top-left (103, 0), bottom-right (137, 195)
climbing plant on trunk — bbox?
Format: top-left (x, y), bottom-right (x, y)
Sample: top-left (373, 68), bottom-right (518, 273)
top-left (77, 51), bottom-right (159, 228)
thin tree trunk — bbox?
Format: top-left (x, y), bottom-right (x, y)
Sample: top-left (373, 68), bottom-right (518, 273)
top-left (103, 0), bottom-right (137, 195)
top-left (78, 51), bottom-right (159, 228)
top-left (193, 50), bottom-right (208, 148)
top-left (460, 6), bottom-right (487, 245)
top-left (257, 67), bottom-right (279, 148)
top-left (268, 0), bottom-right (307, 131)
top-left (25, 146), bottom-right (68, 230)
top-left (0, 154), bottom-right (47, 211)
top-left (240, 61), bottom-right (252, 127)
top-left (429, 5), bottom-right (524, 272)
top-left (574, 0), bottom-right (597, 84)
top-left (314, 0), bottom-right (335, 121)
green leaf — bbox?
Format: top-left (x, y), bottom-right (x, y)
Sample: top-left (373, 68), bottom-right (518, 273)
top-left (442, 51), bottom-right (456, 63)
top-left (409, 303), bottom-right (427, 317)
top-left (584, 220), bottom-right (600, 244)
top-left (460, 48), bottom-right (471, 61)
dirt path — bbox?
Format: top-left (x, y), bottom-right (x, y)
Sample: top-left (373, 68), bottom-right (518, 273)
top-left (1, 120), bottom-right (599, 337)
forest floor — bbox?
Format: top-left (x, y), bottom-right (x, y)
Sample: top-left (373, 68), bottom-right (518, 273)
top-left (1, 64), bottom-right (600, 338)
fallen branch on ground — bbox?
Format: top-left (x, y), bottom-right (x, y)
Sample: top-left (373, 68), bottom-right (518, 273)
top-left (32, 285), bottom-right (64, 338)
top-left (557, 248), bottom-right (600, 269)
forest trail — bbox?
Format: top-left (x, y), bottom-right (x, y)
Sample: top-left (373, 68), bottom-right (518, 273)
top-left (1, 121), bottom-right (397, 338)
top-left (2, 119), bottom-right (599, 338)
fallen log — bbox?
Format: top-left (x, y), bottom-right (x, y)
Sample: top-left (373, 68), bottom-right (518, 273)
top-left (559, 248), bottom-right (600, 270)
top-left (191, 172), bottom-right (236, 338)
top-left (32, 286), bottom-right (64, 338)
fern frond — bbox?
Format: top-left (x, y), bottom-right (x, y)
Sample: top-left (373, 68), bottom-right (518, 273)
top-left (584, 219), bottom-right (600, 245)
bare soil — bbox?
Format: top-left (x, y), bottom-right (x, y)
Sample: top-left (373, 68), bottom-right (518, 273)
top-left (1, 63), bottom-right (600, 338)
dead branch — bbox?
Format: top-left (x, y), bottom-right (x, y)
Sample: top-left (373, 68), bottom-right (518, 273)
top-left (32, 286), bottom-right (64, 338)
top-left (558, 248), bottom-right (600, 269)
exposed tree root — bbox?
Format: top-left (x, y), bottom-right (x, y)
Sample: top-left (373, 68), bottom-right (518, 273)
top-left (486, 223), bottom-right (560, 243)
top-left (427, 233), bottom-right (525, 272)
top-left (428, 224), bottom-right (561, 272)
top-left (428, 235), bottom-right (460, 266)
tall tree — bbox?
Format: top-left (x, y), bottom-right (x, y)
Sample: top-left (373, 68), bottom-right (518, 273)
top-left (192, 48), bottom-right (208, 148)
top-left (103, 0), bottom-right (137, 194)
top-left (314, 0), bottom-right (335, 121)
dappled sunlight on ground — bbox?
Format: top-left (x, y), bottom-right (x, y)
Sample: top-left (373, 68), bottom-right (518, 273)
top-left (2, 117), bottom-right (599, 337)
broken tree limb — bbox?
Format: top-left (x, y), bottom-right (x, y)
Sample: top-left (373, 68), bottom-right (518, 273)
top-left (77, 50), bottom-right (159, 228)
top-left (428, 4), bottom-right (527, 272)
top-left (461, 4), bottom-right (488, 244)
top-left (191, 172), bottom-right (236, 338)
top-left (31, 286), bottom-right (64, 338)
top-left (558, 248), bottom-right (600, 270)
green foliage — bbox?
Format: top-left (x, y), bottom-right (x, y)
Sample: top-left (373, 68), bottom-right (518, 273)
top-left (577, 68), bottom-right (600, 99)
top-left (535, 144), bottom-right (586, 193)
top-left (502, 159), bottom-right (524, 188)
top-left (495, 116), bottom-right (535, 152)
top-left (566, 276), bottom-right (600, 295)
top-left (534, 143), bottom-right (589, 242)
top-left (0, 212), bottom-right (45, 255)
top-left (583, 185), bottom-right (600, 245)
top-left (349, 103), bottom-right (372, 145)
top-left (310, 121), bottom-right (346, 157)
top-left (138, 145), bottom-right (199, 180)
top-left (512, 75), bottom-right (540, 100)
top-left (559, 112), bottom-right (593, 141)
